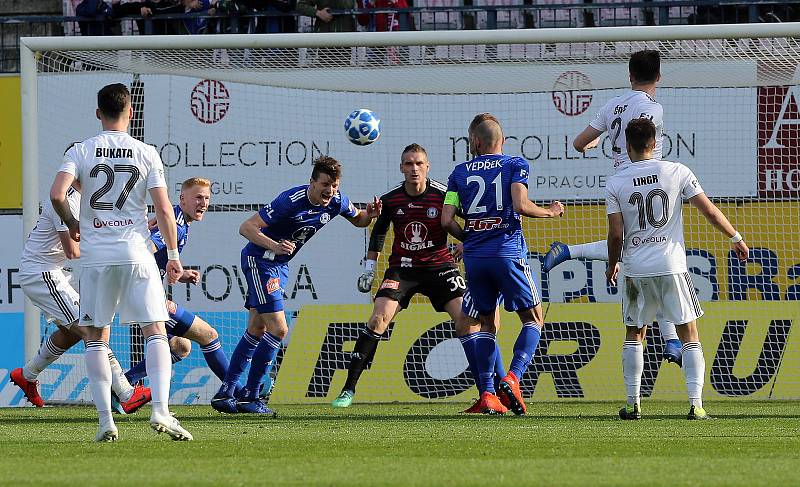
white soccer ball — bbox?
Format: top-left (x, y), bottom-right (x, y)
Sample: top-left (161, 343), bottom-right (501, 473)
top-left (344, 109), bottom-right (381, 146)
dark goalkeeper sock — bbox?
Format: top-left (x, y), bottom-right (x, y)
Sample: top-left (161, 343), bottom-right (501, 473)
top-left (342, 327), bottom-right (382, 393)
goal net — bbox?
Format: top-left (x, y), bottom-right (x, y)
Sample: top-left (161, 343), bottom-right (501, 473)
top-left (19, 24), bottom-right (800, 406)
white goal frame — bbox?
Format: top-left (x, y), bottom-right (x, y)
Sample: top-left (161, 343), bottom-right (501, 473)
top-left (19, 22), bottom-right (800, 361)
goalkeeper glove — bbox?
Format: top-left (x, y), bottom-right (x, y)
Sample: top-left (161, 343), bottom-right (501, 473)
top-left (357, 259), bottom-right (377, 293)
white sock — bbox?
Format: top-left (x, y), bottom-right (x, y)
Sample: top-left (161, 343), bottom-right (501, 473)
top-left (622, 340), bottom-right (644, 407)
top-left (682, 342), bottom-right (705, 409)
top-left (659, 321), bottom-right (679, 342)
top-left (568, 240), bottom-right (608, 260)
top-left (108, 351), bottom-right (134, 402)
top-left (85, 340), bottom-right (114, 428)
top-left (23, 336), bottom-right (66, 381)
top-left (145, 334), bottom-right (172, 417)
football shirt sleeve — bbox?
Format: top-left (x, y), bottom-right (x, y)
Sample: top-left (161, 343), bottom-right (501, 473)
top-left (589, 103), bottom-right (608, 132)
top-left (146, 147), bottom-right (167, 190)
top-left (444, 170), bottom-right (460, 207)
top-left (58, 146), bottom-right (79, 178)
top-left (338, 192), bottom-right (359, 218)
top-left (680, 165), bottom-right (704, 199)
top-left (511, 157), bottom-right (529, 185)
top-left (258, 191), bottom-right (292, 226)
top-left (605, 181), bottom-right (621, 215)
top-left (368, 195), bottom-right (391, 252)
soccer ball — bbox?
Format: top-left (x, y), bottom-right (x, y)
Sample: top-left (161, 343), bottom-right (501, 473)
top-left (344, 109), bottom-right (381, 146)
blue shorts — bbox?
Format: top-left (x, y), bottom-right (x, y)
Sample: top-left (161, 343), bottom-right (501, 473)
top-left (166, 299), bottom-right (196, 337)
top-left (242, 253), bottom-right (289, 314)
top-left (463, 256), bottom-right (540, 316)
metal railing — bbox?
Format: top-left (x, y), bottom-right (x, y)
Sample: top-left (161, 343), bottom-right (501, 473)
top-left (2, 0), bottom-right (798, 72)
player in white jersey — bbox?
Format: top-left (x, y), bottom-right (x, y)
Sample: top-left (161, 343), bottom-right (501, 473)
top-left (11, 184), bottom-right (148, 411)
top-left (50, 83), bottom-right (191, 442)
top-left (542, 49), bottom-right (684, 365)
top-left (605, 118), bottom-right (749, 420)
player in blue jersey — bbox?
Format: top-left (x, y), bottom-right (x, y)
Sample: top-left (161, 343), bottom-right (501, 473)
top-left (442, 113), bottom-right (564, 415)
top-left (117, 177), bottom-right (237, 413)
top-left (211, 156), bottom-right (381, 414)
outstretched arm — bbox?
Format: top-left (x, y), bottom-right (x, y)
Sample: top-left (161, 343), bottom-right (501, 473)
top-left (441, 204), bottom-right (465, 242)
top-left (346, 196), bottom-right (382, 228)
top-left (511, 183), bottom-right (564, 218)
top-left (573, 126), bottom-right (603, 153)
top-left (690, 192), bottom-right (749, 261)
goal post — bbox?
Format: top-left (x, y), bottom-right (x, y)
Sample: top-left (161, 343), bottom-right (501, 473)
top-left (19, 23), bottom-right (800, 405)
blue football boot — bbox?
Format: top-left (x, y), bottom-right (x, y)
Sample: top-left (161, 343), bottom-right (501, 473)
top-left (211, 392), bottom-right (239, 414)
top-left (236, 398), bottom-right (278, 417)
top-left (543, 241), bottom-right (571, 273)
top-left (664, 339), bottom-right (683, 367)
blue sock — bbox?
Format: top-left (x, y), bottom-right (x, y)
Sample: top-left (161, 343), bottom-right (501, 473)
top-left (509, 322), bottom-right (542, 380)
top-left (459, 332), bottom-right (480, 389)
top-left (125, 360), bottom-right (147, 384)
top-left (202, 338), bottom-right (242, 396)
top-left (244, 332), bottom-right (282, 400)
top-left (474, 332), bottom-right (498, 394)
top-left (201, 338), bottom-right (229, 382)
top-left (124, 352), bottom-right (182, 384)
top-left (219, 331), bottom-right (260, 398)
top-left (494, 341), bottom-right (507, 392)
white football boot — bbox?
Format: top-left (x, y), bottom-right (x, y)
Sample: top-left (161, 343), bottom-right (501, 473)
top-left (150, 413), bottom-right (193, 441)
top-left (94, 423), bottom-right (119, 443)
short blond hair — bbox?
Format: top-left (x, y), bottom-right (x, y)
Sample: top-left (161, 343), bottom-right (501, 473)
top-left (181, 177), bottom-right (211, 191)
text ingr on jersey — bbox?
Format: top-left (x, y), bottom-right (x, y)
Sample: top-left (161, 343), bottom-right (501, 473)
top-left (633, 174), bottom-right (659, 187)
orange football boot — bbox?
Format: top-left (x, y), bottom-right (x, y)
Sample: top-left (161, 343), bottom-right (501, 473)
top-left (10, 368), bottom-right (44, 407)
top-left (498, 372), bottom-right (527, 415)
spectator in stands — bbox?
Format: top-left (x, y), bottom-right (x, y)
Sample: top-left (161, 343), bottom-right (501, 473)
top-left (76, 0), bottom-right (116, 35)
top-left (112, 0), bottom-right (213, 34)
top-left (237, 0), bottom-right (298, 33)
top-left (296, 0), bottom-right (357, 32)
top-left (356, 0), bottom-right (412, 32)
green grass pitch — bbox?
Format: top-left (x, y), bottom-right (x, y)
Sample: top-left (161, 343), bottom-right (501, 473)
top-left (1, 401), bottom-right (799, 486)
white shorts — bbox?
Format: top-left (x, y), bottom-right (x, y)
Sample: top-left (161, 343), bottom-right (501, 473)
top-left (78, 262), bottom-right (169, 328)
top-left (622, 272), bottom-right (703, 328)
top-left (19, 269), bottom-right (79, 327)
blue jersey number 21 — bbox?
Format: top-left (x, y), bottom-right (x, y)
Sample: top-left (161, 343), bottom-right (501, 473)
top-left (466, 174), bottom-right (503, 214)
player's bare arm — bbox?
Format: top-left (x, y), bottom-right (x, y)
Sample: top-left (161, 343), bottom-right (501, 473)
top-left (50, 171), bottom-right (80, 242)
top-left (57, 230), bottom-right (80, 260)
top-left (239, 212), bottom-right (296, 256)
top-left (510, 182), bottom-right (564, 218)
top-left (150, 186), bottom-right (183, 284)
top-left (441, 204), bottom-right (465, 242)
top-left (178, 269), bottom-right (201, 284)
top-left (606, 212), bottom-right (624, 286)
top-left (346, 196), bottom-right (382, 227)
top-left (573, 126), bottom-right (603, 153)
top-left (689, 192), bottom-right (749, 262)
